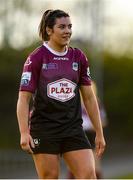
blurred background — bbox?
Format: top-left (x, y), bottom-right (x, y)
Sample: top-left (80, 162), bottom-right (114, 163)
top-left (0, 0), bottom-right (133, 178)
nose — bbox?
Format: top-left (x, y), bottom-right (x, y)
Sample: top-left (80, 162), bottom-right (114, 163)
top-left (65, 26), bottom-right (71, 33)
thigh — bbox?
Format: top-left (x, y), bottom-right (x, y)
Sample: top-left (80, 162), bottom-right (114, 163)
top-left (32, 153), bottom-right (60, 178)
top-left (63, 149), bottom-right (95, 177)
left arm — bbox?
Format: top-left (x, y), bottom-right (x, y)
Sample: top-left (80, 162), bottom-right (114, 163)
top-left (80, 85), bottom-right (106, 157)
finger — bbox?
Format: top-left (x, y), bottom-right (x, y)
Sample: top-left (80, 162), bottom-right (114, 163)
top-left (95, 142), bottom-right (102, 157)
top-left (21, 143), bottom-right (33, 154)
top-left (29, 136), bottom-right (35, 148)
top-left (24, 146), bottom-right (33, 154)
top-left (98, 148), bottom-right (104, 157)
top-left (96, 144), bottom-right (105, 157)
top-left (20, 141), bottom-right (27, 147)
top-left (26, 143), bottom-right (34, 154)
top-left (27, 148), bottom-right (34, 154)
top-left (95, 145), bottom-right (100, 157)
top-left (95, 148), bottom-right (100, 158)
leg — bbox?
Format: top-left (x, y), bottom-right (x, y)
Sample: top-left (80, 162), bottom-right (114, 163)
top-left (32, 153), bottom-right (60, 179)
top-left (85, 131), bottom-right (102, 178)
top-left (63, 149), bottom-right (96, 179)
top-left (93, 150), bottom-right (103, 179)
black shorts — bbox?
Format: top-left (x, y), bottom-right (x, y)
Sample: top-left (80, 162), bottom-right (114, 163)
top-left (31, 132), bottom-right (92, 154)
top-left (85, 130), bottom-right (96, 149)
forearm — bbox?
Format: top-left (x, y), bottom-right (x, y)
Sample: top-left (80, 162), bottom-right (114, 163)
top-left (84, 95), bottom-right (103, 136)
top-left (17, 93), bottom-right (31, 134)
top-left (80, 85), bottom-right (106, 156)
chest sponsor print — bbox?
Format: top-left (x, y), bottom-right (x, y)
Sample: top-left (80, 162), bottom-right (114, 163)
top-left (47, 78), bottom-right (77, 102)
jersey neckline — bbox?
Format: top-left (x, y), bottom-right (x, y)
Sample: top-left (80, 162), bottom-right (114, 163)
top-left (43, 42), bottom-right (68, 56)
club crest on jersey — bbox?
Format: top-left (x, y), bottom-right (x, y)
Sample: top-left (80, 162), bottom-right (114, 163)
top-left (72, 62), bottom-right (78, 71)
top-left (20, 72), bottom-right (31, 86)
top-left (47, 78), bottom-right (76, 102)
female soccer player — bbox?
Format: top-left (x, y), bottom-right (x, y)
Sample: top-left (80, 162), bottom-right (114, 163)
top-left (17, 9), bottom-right (106, 179)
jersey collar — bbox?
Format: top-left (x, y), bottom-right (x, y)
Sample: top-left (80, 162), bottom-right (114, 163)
top-left (43, 42), bottom-right (68, 56)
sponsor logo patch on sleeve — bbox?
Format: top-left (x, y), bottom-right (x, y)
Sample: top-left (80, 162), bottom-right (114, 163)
top-left (21, 72), bottom-right (31, 86)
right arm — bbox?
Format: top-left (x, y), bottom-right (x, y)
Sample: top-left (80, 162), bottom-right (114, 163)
top-left (17, 91), bottom-right (35, 153)
top-left (17, 48), bottom-right (42, 153)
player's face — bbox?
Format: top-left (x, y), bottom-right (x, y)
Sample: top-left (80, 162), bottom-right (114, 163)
top-left (48, 17), bottom-right (72, 49)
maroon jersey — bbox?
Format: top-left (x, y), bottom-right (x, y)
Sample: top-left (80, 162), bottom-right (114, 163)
top-left (19, 42), bottom-right (91, 138)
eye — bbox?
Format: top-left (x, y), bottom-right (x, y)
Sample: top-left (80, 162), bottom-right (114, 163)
top-left (59, 25), bottom-right (65, 29)
top-left (68, 24), bottom-right (72, 29)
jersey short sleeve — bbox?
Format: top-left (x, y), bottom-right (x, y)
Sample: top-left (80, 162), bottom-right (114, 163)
top-left (78, 50), bottom-right (91, 86)
top-left (19, 49), bottom-right (42, 93)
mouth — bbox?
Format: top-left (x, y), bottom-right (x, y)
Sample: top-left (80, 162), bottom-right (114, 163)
top-left (62, 36), bottom-right (70, 41)
top-left (62, 34), bottom-right (71, 38)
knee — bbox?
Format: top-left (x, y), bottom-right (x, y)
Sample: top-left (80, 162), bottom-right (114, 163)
top-left (75, 167), bottom-right (96, 179)
top-left (86, 168), bottom-right (96, 179)
top-left (39, 168), bottom-right (59, 179)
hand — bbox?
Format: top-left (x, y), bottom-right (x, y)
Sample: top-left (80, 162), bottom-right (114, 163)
top-left (20, 133), bottom-right (35, 154)
top-left (95, 133), bottom-right (106, 158)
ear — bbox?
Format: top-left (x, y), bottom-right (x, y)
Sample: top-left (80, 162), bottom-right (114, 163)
top-left (46, 27), bottom-right (52, 36)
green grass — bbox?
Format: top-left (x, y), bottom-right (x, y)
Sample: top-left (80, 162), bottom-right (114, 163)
top-left (116, 174), bottom-right (133, 179)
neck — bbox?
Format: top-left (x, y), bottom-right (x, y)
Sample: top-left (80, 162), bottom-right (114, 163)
top-left (47, 41), bottom-right (67, 53)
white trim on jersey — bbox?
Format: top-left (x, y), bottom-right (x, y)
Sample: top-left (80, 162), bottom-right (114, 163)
top-left (43, 42), bottom-right (68, 56)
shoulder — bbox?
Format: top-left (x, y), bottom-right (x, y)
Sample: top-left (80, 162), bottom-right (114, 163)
top-left (29, 45), bottom-right (44, 59)
top-left (68, 46), bottom-right (85, 56)
top-left (24, 46), bottom-right (44, 68)
top-left (68, 47), bottom-right (87, 63)
top-left (25, 46), bottom-right (44, 65)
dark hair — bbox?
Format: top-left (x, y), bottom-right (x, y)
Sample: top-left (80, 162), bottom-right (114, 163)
top-left (39, 9), bottom-right (70, 41)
